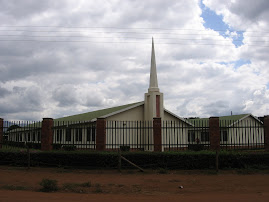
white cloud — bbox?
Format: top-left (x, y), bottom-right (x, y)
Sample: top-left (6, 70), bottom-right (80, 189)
top-left (0, 0), bottom-right (268, 120)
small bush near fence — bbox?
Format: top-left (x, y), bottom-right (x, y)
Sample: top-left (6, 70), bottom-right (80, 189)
top-left (39, 178), bottom-right (59, 192)
top-left (3, 141), bottom-right (41, 150)
top-left (0, 150), bottom-right (269, 170)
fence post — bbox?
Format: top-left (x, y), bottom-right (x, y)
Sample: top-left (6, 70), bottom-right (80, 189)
top-left (209, 117), bottom-right (220, 151)
top-left (0, 118), bottom-right (3, 149)
top-left (153, 117), bottom-right (162, 152)
top-left (96, 118), bottom-right (106, 151)
top-left (41, 118), bottom-right (54, 151)
top-left (264, 115), bottom-right (269, 151)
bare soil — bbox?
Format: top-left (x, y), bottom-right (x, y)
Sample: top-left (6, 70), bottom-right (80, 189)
top-left (0, 166), bottom-right (269, 202)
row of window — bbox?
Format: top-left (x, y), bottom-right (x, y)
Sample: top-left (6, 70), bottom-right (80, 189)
top-left (56, 127), bottom-right (96, 142)
top-left (188, 131), bottom-right (228, 143)
top-left (9, 131), bottom-right (41, 142)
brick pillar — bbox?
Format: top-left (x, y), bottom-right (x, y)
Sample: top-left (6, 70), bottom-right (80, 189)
top-left (153, 117), bottom-right (162, 152)
top-left (96, 118), bottom-right (106, 151)
top-left (209, 117), bottom-right (220, 151)
top-left (264, 115), bottom-right (269, 151)
top-left (0, 118), bottom-right (3, 149)
top-left (41, 118), bottom-right (54, 151)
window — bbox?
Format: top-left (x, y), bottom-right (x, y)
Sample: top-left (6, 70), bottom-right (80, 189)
top-left (221, 131), bottom-right (228, 142)
top-left (201, 132), bottom-right (209, 142)
top-left (32, 132), bottom-right (36, 141)
top-left (87, 126), bottom-right (96, 141)
top-left (188, 131), bottom-right (195, 143)
top-left (66, 128), bottom-right (71, 142)
top-left (28, 133), bottom-right (31, 141)
top-left (75, 128), bottom-right (82, 141)
top-left (57, 129), bottom-right (62, 142)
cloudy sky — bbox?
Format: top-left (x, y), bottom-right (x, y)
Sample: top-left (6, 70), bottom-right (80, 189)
top-left (0, 0), bottom-right (268, 121)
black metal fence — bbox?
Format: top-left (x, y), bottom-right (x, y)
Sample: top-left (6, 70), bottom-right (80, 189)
top-left (162, 119), bottom-right (210, 151)
top-left (220, 119), bottom-right (264, 150)
top-left (2, 120), bottom-right (41, 149)
top-left (52, 121), bottom-right (96, 150)
top-left (0, 119), bottom-right (265, 151)
top-left (106, 121), bottom-right (153, 151)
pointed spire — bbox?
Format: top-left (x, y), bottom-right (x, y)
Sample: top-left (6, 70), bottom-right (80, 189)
top-left (149, 37), bottom-right (159, 92)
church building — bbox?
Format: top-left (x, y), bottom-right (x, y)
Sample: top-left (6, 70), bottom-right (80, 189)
top-left (56, 39), bottom-right (187, 123)
top-left (5, 39), bottom-right (266, 152)
top-left (50, 39), bottom-right (191, 151)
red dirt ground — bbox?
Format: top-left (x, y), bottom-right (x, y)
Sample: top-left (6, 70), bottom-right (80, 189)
top-left (0, 166), bottom-right (268, 202)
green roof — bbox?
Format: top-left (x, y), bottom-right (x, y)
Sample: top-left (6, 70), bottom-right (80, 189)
top-left (188, 114), bottom-right (250, 127)
top-left (55, 102), bottom-right (143, 122)
top-left (7, 102), bottom-right (143, 132)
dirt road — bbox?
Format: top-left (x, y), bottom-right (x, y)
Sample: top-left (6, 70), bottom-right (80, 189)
top-left (0, 166), bottom-right (268, 202)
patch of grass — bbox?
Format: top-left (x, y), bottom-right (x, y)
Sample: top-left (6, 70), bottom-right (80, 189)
top-left (1, 184), bottom-right (28, 191)
top-left (201, 170), bottom-right (218, 175)
top-left (157, 168), bottom-right (168, 174)
top-left (39, 178), bottom-right (59, 192)
top-left (236, 168), bottom-right (257, 175)
top-left (81, 181), bottom-right (91, 187)
top-left (62, 181), bottom-right (91, 192)
top-left (168, 179), bottom-right (181, 183)
top-left (94, 183), bottom-right (103, 193)
top-left (55, 168), bottom-right (73, 173)
top-left (132, 184), bottom-right (142, 192)
top-left (62, 183), bottom-right (79, 191)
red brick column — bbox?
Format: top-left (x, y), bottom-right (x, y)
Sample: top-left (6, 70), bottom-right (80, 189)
top-left (96, 118), bottom-right (106, 151)
top-left (209, 117), bottom-right (220, 151)
top-left (0, 118), bottom-right (3, 149)
top-left (264, 115), bottom-right (269, 151)
top-left (153, 117), bottom-right (162, 152)
top-left (41, 118), bottom-right (54, 151)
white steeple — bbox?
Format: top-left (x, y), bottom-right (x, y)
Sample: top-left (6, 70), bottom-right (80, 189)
top-left (148, 38), bottom-right (159, 92)
top-left (144, 38), bottom-right (164, 121)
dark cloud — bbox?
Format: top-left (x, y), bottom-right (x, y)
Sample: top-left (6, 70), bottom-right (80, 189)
top-left (0, 0), bottom-right (65, 19)
top-left (230, 0), bottom-right (269, 22)
top-left (0, 86), bottom-right (10, 97)
top-left (52, 85), bottom-right (79, 107)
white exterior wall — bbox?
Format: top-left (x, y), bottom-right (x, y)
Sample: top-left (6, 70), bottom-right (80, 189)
top-left (106, 105), bottom-right (149, 150)
top-left (105, 106), bottom-right (188, 151)
top-left (106, 105), bottom-right (144, 121)
top-left (225, 117), bottom-right (264, 147)
top-left (162, 111), bottom-right (190, 150)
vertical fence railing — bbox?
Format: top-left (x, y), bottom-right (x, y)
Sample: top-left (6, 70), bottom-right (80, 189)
top-left (52, 121), bottom-right (96, 150)
top-left (1, 118), bottom-right (265, 152)
top-left (220, 119), bottom-right (264, 150)
top-left (162, 119), bottom-right (210, 151)
top-left (106, 120), bottom-right (153, 151)
top-left (2, 120), bottom-right (41, 149)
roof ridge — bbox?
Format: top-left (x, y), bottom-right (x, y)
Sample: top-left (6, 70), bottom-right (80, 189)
top-left (55, 101), bottom-right (143, 121)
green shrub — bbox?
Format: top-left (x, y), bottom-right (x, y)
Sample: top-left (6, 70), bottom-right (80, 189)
top-left (157, 168), bottom-right (168, 174)
top-left (1, 150), bottom-right (269, 170)
top-left (52, 144), bottom-right (62, 150)
top-left (94, 183), bottom-right (103, 193)
top-left (120, 146), bottom-right (130, 152)
top-left (62, 145), bottom-right (76, 151)
top-left (81, 181), bottom-right (91, 187)
top-left (39, 178), bottom-right (59, 192)
top-left (188, 144), bottom-right (204, 151)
